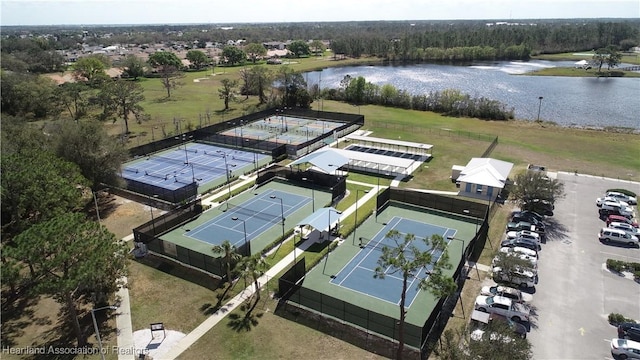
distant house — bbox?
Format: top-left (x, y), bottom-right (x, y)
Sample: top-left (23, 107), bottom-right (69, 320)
top-left (455, 158), bottom-right (513, 201)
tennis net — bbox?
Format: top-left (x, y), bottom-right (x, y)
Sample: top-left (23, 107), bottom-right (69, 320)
top-left (144, 171), bottom-right (170, 181)
top-left (358, 236), bottom-right (427, 256)
top-left (226, 203), bottom-right (281, 224)
top-left (155, 154), bottom-right (228, 173)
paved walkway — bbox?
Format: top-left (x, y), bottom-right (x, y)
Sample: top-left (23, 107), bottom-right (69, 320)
top-left (114, 234), bottom-right (136, 360)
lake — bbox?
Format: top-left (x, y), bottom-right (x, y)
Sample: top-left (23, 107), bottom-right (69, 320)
top-left (304, 61), bottom-right (640, 130)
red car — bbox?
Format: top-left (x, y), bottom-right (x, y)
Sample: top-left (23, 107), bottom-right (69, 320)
top-left (606, 214), bottom-right (639, 228)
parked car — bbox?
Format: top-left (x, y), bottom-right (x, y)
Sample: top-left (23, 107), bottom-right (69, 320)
top-left (607, 191), bottom-right (638, 205)
top-left (470, 312), bottom-right (527, 341)
top-left (492, 266), bottom-right (537, 288)
top-left (501, 237), bottom-right (539, 252)
top-left (598, 228), bottom-right (639, 247)
top-left (499, 246), bottom-right (539, 260)
top-left (518, 210), bottom-right (545, 223)
top-left (480, 285), bottom-right (533, 303)
top-left (619, 323), bottom-right (640, 342)
top-left (597, 196), bottom-right (631, 208)
top-left (493, 252), bottom-right (538, 270)
top-left (506, 221), bottom-right (533, 232)
top-left (600, 201), bottom-right (635, 219)
top-left (511, 214), bottom-right (547, 231)
top-left (506, 230), bottom-right (541, 245)
top-left (609, 222), bottom-right (640, 238)
top-left (607, 215), bottom-right (639, 228)
top-left (610, 338), bottom-right (640, 359)
top-left (474, 295), bottom-right (531, 323)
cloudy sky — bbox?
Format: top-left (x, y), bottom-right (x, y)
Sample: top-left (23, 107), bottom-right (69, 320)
top-left (1, 0), bottom-right (638, 26)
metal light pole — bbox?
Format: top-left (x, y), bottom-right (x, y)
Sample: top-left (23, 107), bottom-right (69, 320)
top-left (446, 235), bottom-right (467, 318)
top-left (91, 305), bottom-right (118, 360)
top-left (463, 209), bottom-right (479, 236)
top-left (92, 191), bottom-right (101, 223)
top-left (223, 153), bottom-right (232, 210)
top-left (175, 134), bottom-right (190, 164)
top-left (353, 189), bottom-right (369, 245)
top-left (537, 96), bottom-right (544, 121)
top-left (232, 216), bottom-right (248, 256)
top-left (323, 209), bottom-right (342, 275)
top-left (302, 177), bottom-right (315, 212)
top-left (270, 195), bottom-right (286, 241)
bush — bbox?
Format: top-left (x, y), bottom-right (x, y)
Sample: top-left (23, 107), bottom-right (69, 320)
top-left (609, 313), bottom-right (630, 325)
top-left (606, 188), bottom-right (637, 198)
top-left (634, 270), bottom-right (640, 282)
top-left (606, 259), bottom-right (626, 273)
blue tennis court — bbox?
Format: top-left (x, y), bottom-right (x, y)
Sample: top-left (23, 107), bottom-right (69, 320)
top-left (185, 189), bottom-right (311, 247)
top-left (329, 217), bottom-right (457, 306)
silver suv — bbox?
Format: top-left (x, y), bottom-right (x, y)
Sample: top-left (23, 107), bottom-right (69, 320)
top-left (609, 222), bottom-right (640, 238)
top-left (599, 228), bottom-right (639, 247)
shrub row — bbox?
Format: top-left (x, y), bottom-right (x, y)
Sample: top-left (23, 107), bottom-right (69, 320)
top-left (609, 313), bottom-right (637, 326)
top-left (606, 188), bottom-right (637, 198)
top-left (606, 259), bottom-right (640, 280)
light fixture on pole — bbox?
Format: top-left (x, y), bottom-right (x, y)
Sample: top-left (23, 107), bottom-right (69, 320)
top-left (537, 96), bottom-right (544, 122)
top-left (175, 134), bottom-right (191, 164)
top-left (302, 177), bottom-right (315, 212)
top-left (270, 195), bottom-right (286, 241)
top-left (91, 305), bottom-right (118, 360)
top-left (353, 189), bottom-right (369, 245)
top-left (232, 216), bottom-right (248, 256)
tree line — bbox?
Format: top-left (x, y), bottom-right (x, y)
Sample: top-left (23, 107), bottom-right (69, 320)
top-left (2, 19), bottom-right (638, 66)
top-left (324, 75), bottom-right (514, 120)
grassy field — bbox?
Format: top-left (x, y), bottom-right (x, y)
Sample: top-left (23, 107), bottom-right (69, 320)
top-left (526, 67), bottom-right (640, 77)
top-left (533, 51), bottom-right (640, 65)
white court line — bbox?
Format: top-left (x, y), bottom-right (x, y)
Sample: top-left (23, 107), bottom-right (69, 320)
top-left (335, 217), bottom-right (402, 286)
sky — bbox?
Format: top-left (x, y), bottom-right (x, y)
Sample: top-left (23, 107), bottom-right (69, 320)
top-left (1, 0), bottom-right (639, 26)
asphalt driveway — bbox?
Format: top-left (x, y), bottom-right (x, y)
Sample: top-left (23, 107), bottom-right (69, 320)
top-left (527, 173), bottom-right (640, 360)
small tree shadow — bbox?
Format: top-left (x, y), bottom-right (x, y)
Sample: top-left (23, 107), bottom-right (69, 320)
top-left (226, 307), bottom-right (264, 332)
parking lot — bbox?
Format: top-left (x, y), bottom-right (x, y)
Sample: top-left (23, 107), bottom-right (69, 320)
top-left (528, 173), bottom-right (640, 359)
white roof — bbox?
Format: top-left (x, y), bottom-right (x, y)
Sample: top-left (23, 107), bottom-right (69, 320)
top-left (457, 158), bottom-right (513, 188)
top-left (326, 147), bottom-right (415, 169)
top-left (346, 134), bottom-right (433, 150)
top-left (288, 148), bottom-right (350, 174)
top-left (575, 59), bottom-right (589, 65)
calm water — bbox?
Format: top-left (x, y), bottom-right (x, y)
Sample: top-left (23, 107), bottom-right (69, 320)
top-left (305, 61), bottom-right (640, 129)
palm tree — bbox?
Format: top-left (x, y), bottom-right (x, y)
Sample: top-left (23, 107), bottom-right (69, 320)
top-left (240, 254), bottom-right (268, 314)
top-left (374, 231), bottom-right (456, 360)
top-left (212, 240), bottom-right (241, 285)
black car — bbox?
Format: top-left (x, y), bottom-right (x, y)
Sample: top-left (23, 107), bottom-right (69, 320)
top-left (618, 322), bottom-right (640, 341)
top-left (518, 210), bottom-right (545, 223)
top-left (501, 237), bottom-right (539, 252)
top-left (512, 214), bottom-right (546, 231)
